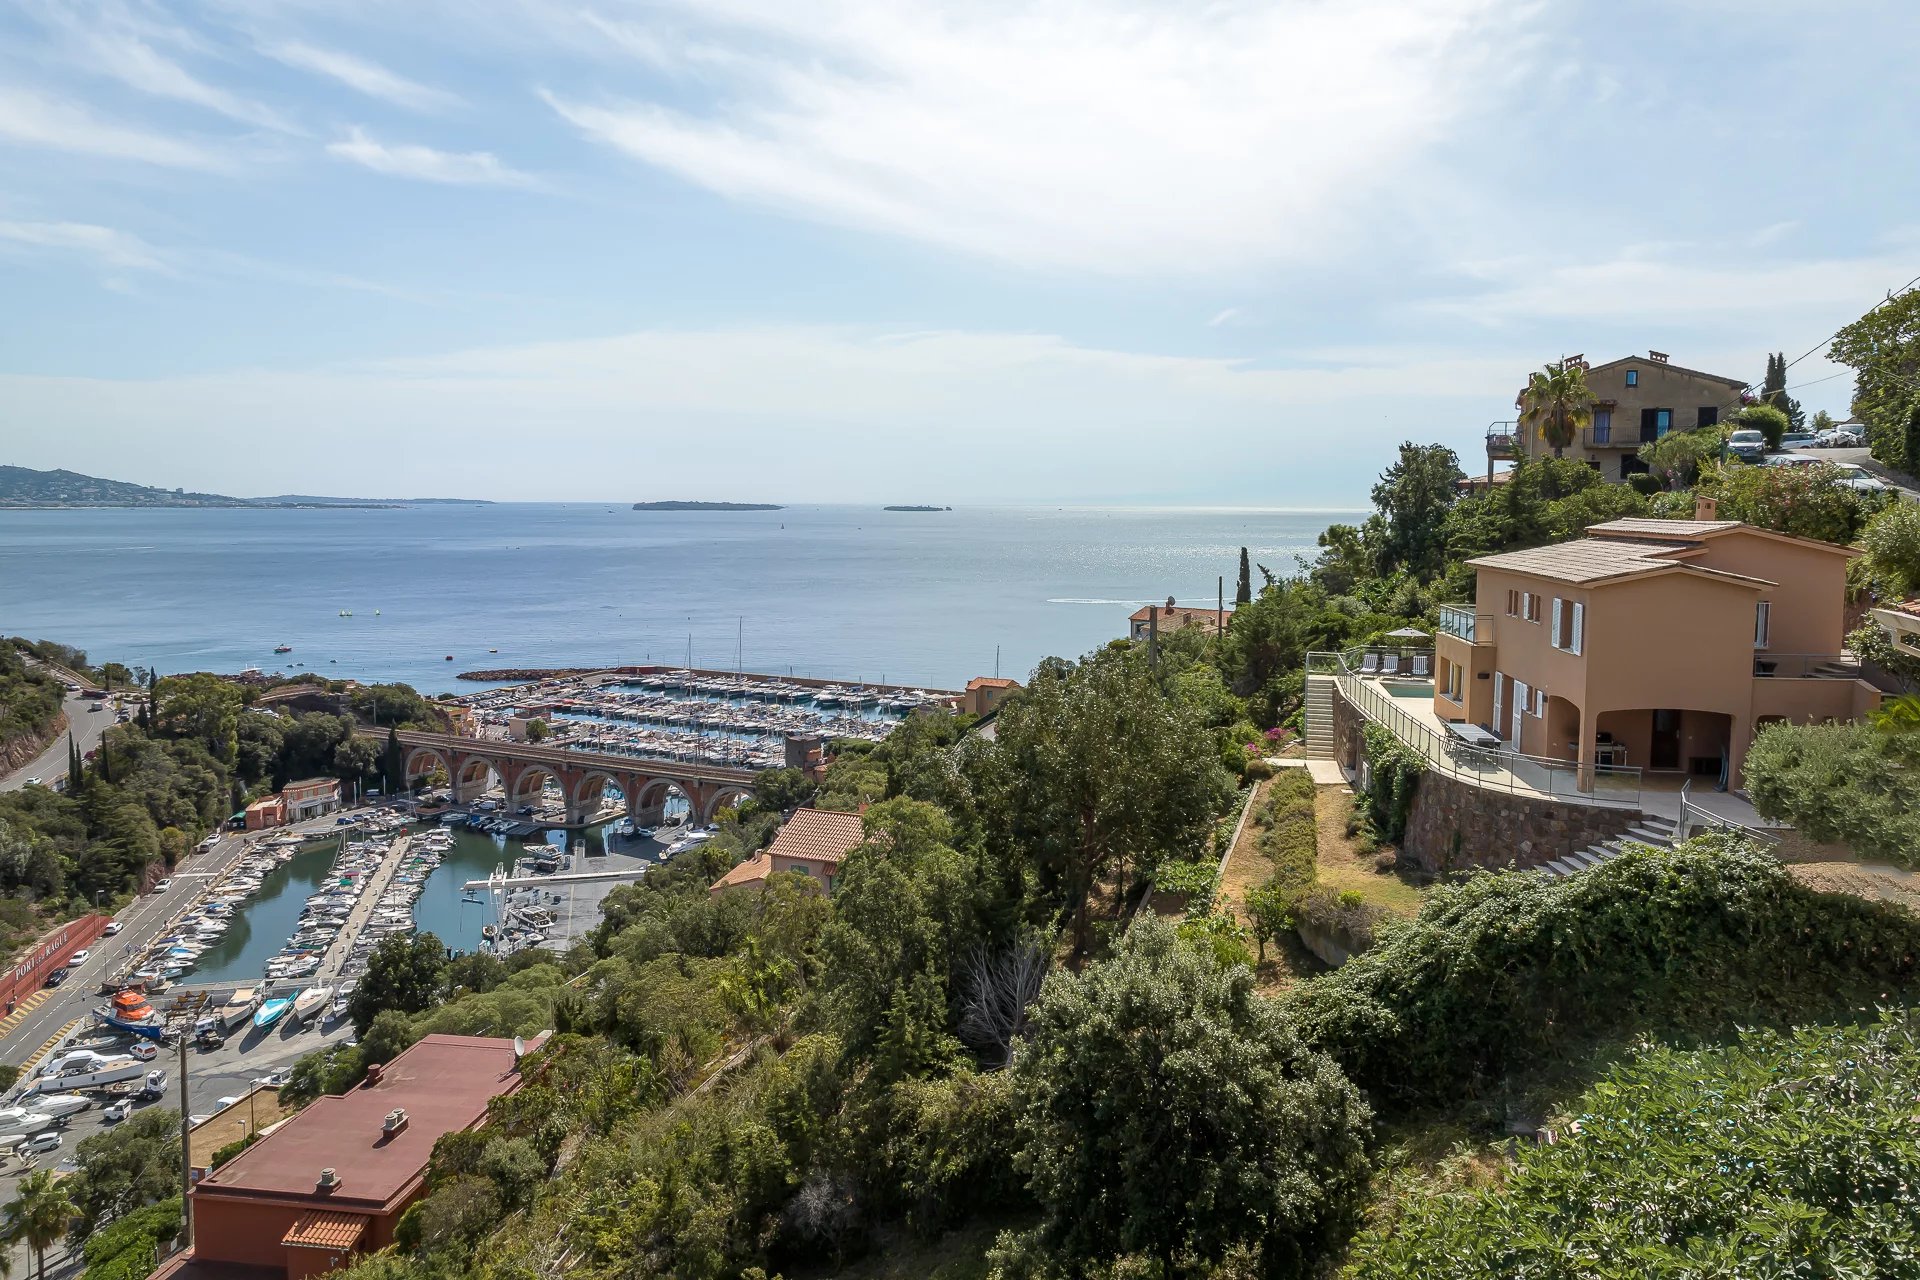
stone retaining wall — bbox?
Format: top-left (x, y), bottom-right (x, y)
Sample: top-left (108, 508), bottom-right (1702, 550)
top-left (1334, 685), bottom-right (1640, 873)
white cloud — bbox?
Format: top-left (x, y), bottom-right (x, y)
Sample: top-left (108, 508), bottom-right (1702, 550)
top-left (0, 219), bottom-right (171, 272)
top-left (0, 86), bottom-right (230, 169)
top-left (1207, 307), bottom-right (1250, 328)
top-left (544, 0), bottom-right (1532, 274)
top-left (26, 0), bottom-right (295, 132)
top-left (325, 126), bottom-right (540, 187)
top-left (263, 41), bottom-right (461, 112)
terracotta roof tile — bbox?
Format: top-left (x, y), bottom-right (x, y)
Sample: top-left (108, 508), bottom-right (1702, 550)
top-left (282, 1211), bottom-right (369, 1251)
top-left (765, 809), bottom-right (866, 865)
top-left (709, 852), bottom-right (773, 893)
top-left (1588, 518), bottom-right (1742, 538)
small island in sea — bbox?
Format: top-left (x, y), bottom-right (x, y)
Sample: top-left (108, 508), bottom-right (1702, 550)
top-left (632, 500), bottom-right (784, 512)
top-left (884, 505), bottom-right (952, 512)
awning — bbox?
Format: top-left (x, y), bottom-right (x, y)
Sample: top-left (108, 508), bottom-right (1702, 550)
top-left (281, 1211), bottom-right (368, 1252)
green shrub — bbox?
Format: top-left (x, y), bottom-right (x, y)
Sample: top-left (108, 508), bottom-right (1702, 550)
top-left (1286, 834), bottom-right (1920, 1109)
top-left (1744, 718), bottom-right (1919, 864)
top-left (1294, 887), bottom-right (1386, 952)
top-left (1254, 769), bottom-right (1318, 903)
top-left (1624, 472), bottom-right (1663, 496)
top-left (1359, 724), bottom-right (1421, 842)
top-left (1348, 1015), bottom-right (1920, 1276)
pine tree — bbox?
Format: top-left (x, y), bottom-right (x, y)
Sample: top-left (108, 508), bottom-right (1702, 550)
top-left (1235, 547), bottom-right (1252, 606)
top-left (1762, 351), bottom-right (1804, 431)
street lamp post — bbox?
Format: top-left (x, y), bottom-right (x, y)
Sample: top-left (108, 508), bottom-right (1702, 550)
top-left (163, 992), bottom-right (211, 1249)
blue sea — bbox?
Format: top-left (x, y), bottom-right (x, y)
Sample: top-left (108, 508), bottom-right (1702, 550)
top-left (0, 504), bottom-right (1356, 692)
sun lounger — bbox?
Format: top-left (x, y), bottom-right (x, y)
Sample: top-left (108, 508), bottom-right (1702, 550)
top-left (1412, 655), bottom-right (1430, 678)
top-left (1359, 653), bottom-right (1381, 675)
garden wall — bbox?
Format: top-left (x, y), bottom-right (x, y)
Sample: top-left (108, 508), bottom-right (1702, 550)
top-left (1334, 687), bottom-right (1641, 874)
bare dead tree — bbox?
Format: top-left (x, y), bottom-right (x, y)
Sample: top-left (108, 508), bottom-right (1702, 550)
top-left (957, 938), bottom-right (1050, 1068)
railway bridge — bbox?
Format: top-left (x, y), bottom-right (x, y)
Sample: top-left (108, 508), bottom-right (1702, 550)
top-left (357, 729), bottom-right (760, 827)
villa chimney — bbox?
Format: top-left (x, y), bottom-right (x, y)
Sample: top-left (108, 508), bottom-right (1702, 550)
top-left (1694, 495), bottom-right (1719, 522)
top-left (1165, 595), bottom-right (1176, 613)
top-left (317, 1168), bottom-right (342, 1192)
top-left (365, 1063), bottom-right (384, 1087)
top-left (382, 1107), bottom-right (409, 1135)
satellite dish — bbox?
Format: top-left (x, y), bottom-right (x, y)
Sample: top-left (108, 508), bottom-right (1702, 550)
top-left (512, 1036), bottom-right (524, 1061)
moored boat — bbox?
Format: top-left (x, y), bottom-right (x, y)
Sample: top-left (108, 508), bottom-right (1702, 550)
top-left (94, 988), bottom-right (167, 1041)
top-left (291, 986), bottom-right (333, 1026)
top-left (219, 987), bottom-right (261, 1031)
top-left (253, 996), bottom-right (294, 1029)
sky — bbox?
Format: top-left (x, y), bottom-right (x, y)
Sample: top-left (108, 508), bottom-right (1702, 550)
top-left (1, 0), bottom-right (1916, 505)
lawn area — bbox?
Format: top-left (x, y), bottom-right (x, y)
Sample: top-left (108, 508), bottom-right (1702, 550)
top-left (1314, 785), bottom-right (1428, 918)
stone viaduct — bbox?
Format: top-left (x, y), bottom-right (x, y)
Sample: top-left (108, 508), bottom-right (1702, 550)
top-left (359, 729), bottom-right (760, 827)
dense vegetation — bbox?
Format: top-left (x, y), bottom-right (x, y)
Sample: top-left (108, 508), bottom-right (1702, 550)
top-left (0, 667), bottom-right (453, 935)
top-left (1349, 1016), bottom-right (1920, 1277)
top-left (0, 644), bottom-right (65, 762)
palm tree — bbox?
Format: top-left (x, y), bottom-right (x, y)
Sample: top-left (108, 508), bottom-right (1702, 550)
top-left (4, 1170), bottom-right (77, 1280)
top-left (1517, 361), bottom-right (1596, 458)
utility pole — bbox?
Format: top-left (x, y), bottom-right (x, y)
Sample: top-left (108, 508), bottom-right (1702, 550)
top-left (164, 992), bottom-right (211, 1249)
top-left (1217, 576), bottom-right (1225, 639)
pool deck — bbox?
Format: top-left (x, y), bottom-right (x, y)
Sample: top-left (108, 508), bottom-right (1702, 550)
top-left (1349, 671), bottom-right (1767, 826)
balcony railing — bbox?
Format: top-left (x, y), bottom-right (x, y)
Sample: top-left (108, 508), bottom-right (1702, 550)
top-left (1437, 604), bottom-right (1490, 644)
top-left (1754, 651), bottom-right (1909, 693)
top-left (1308, 650), bottom-right (1641, 809)
top-left (1485, 421), bottom-right (1520, 458)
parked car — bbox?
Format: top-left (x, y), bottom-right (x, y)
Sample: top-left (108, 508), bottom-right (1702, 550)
top-left (66, 948), bottom-right (90, 966)
top-left (103, 921), bottom-right (122, 936)
top-left (103, 1100), bottom-right (133, 1123)
top-left (151, 878), bottom-right (172, 893)
top-left (18, 1132), bottom-right (62, 1155)
top-left (1763, 452), bottom-right (1820, 467)
top-left (1727, 428), bottom-right (1767, 462)
top-left (1833, 463), bottom-right (1888, 491)
top-left (252, 1071), bottom-right (289, 1089)
top-left (1779, 431), bottom-right (1818, 450)
top-left (43, 968), bottom-right (68, 989)
top-left (129, 1042), bottom-right (158, 1061)
top-left (1814, 426), bottom-right (1865, 447)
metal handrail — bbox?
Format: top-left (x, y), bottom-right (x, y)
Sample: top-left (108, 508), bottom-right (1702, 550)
top-left (1752, 653), bottom-right (1865, 679)
top-left (1676, 778), bottom-right (1780, 848)
top-left (1310, 649), bottom-right (1642, 808)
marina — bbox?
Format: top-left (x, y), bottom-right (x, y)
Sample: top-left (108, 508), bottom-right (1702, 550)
top-left (452, 668), bottom-right (955, 770)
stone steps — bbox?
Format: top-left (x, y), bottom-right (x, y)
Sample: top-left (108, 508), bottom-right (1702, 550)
top-left (1302, 675), bottom-right (1337, 759)
top-left (1535, 812), bottom-right (1680, 879)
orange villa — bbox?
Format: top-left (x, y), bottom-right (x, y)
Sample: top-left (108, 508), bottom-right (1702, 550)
top-left (708, 807), bottom-right (866, 895)
top-left (1128, 597), bottom-right (1231, 642)
top-left (1432, 498), bottom-right (1884, 789)
top-left (150, 1033), bottom-right (544, 1280)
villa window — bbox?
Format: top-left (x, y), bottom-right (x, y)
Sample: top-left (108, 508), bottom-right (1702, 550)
top-left (1551, 598), bottom-right (1585, 653)
top-left (1523, 592), bottom-right (1542, 623)
top-left (1505, 589), bottom-right (1522, 617)
top-left (1754, 601), bottom-right (1771, 649)
top-left (1443, 661), bottom-right (1463, 702)
top-left (1592, 409), bottom-right (1612, 443)
top-left (1626, 369), bottom-right (1639, 386)
top-left (1655, 408), bottom-right (1672, 437)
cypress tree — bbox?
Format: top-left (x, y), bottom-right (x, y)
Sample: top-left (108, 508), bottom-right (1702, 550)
top-left (1235, 547), bottom-right (1252, 606)
top-left (1762, 351), bottom-right (1804, 430)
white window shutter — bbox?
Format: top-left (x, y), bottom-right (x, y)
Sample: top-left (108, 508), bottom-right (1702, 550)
top-left (1551, 597), bottom-right (1563, 646)
top-left (1571, 603), bottom-right (1585, 655)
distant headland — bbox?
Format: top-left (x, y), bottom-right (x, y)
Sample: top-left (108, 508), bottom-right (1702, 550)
top-left (0, 465), bottom-right (491, 509)
top-left (631, 500), bottom-right (784, 511)
top-left (884, 505), bottom-right (952, 512)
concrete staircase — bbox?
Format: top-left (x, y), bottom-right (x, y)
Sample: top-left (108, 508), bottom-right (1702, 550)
top-left (1303, 674), bottom-right (1337, 758)
top-left (1535, 812), bottom-right (1680, 878)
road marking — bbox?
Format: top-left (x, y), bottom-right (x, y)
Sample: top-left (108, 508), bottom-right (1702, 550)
top-left (0, 993), bottom-right (52, 1043)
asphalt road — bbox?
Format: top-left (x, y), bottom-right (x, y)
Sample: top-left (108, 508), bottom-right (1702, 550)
top-left (0, 831), bottom-right (260, 1068)
top-left (0, 691), bottom-right (116, 794)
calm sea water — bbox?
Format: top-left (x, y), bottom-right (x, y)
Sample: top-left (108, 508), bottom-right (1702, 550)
top-left (0, 504), bottom-right (1353, 691)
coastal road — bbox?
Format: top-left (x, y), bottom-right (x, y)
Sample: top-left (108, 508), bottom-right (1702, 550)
top-left (0, 807), bottom-right (358, 1069)
top-left (0, 830), bottom-right (255, 1068)
top-left (0, 690), bottom-right (115, 794)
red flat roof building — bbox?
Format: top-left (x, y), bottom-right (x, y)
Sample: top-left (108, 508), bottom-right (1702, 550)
top-left (150, 1033), bottom-right (546, 1280)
